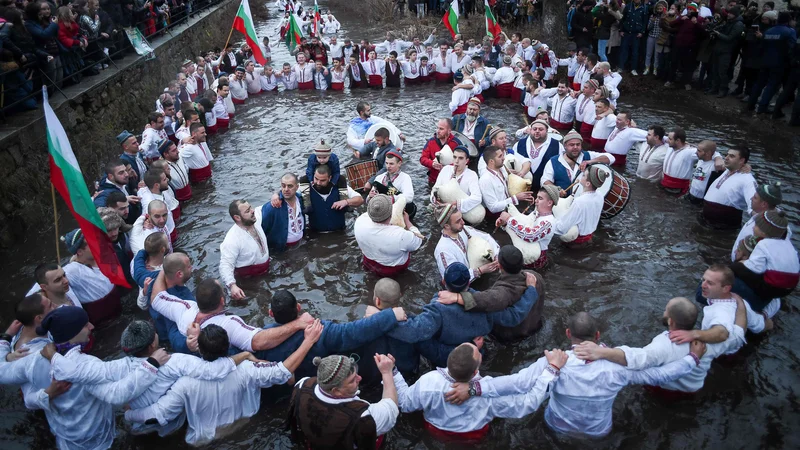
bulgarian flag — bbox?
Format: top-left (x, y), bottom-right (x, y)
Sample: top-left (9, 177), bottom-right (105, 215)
top-left (443, 0), bottom-right (460, 39)
top-left (44, 88), bottom-right (129, 288)
top-left (313, 0), bottom-right (321, 36)
top-left (484, 0), bottom-right (502, 43)
top-left (233, 0), bottom-right (266, 65)
top-left (285, 13), bottom-right (303, 50)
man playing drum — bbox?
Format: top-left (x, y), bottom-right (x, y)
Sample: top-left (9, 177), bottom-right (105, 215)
top-left (541, 131), bottom-right (613, 197)
top-left (553, 165), bottom-right (608, 246)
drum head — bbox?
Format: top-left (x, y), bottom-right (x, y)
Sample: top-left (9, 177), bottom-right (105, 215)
top-left (601, 168), bottom-right (631, 220)
top-left (365, 121), bottom-right (404, 151)
top-left (451, 131), bottom-right (480, 157)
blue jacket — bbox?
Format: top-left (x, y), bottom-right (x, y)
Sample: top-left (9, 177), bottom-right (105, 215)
top-left (355, 336), bottom-right (459, 388)
top-left (387, 286), bottom-right (538, 354)
top-left (252, 308), bottom-right (399, 378)
top-left (260, 192), bottom-right (305, 253)
top-left (451, 115), bottom-right (490, 153)
top-left (621, 3), bottom-right (648, 35)
top-left (306, 184), bottom-right (347, 232)
top-left (93, 179), bottom-right (126, 208)
top-left (313, 67), bottom-right (333, 90)
top-left (133, 250), bottom-right (158, 288)
top-left (306, 153), bottom-right (341, 185)
top-left (761, 25), bottom-right (797, 68)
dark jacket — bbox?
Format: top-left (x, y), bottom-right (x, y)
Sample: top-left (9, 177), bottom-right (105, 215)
top-left (713, 15), bottom-right (745, 54)
top-left (25, 19), bottom-right (60, 56)
top-left (621, 2), bottom-right (648, 35)
top-left (346, 61), bottom-right (368, 88)
top-left (571, 7), bottom-right (595, 48)
top-left (451, 114), bottom-right (490, 153)
top-left (306, 153), bottom-right (341, 185)
top-left (259, 192), bottom-right (305, 253)
top-left (760, 24), bottom-right (797, 68)
top-left (593, 7), bottom-right (617, 41)
top-left (672, 16), bottom-right (708, 48)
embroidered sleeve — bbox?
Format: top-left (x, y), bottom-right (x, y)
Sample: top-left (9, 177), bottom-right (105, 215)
top-left (508, 217), bottom-right (552, 243)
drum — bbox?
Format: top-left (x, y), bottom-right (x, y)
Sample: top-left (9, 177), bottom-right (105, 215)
top-left (601, 169), bottom-right (631, 220)
top-left (365, 121), bottom-right (404, 150)
top-left (451, 130), bottom-right (480, 157)
top-left (345, 160), bottom-right (378, 192)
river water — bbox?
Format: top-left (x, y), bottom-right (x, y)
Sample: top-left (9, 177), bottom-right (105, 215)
top-left (1, 3), bottom-right (799, 449)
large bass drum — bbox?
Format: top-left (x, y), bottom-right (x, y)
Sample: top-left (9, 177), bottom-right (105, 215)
top-left (601, 168), bottom-right (631, 220)
top-left (344, 160), bottom-right (379, 193)
top-left (364, 121), bottom-right (404, 151)
top-left (451, 130), bottom-right (480, 157)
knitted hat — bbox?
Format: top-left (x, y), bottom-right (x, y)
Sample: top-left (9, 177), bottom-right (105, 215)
top-left (488, 127), bottom-right (506, 141)
top-left (531, 40), bottom-right (542, 51)
top-left (588, 165), bottom-right (608, 189)
top-left (386, 149), bottom-right (403, 161)
top-left (502, 55), bottom-right (512, 65)
top-left (454, 70), bottom-right (464, 81)
top-left (498, 245), bottom-right (524, 274)
top-left (738, 235), bottom-right (758, 255)
top-left (755, 210), bottom-right (789, 239)
top-left (120, 320), bottom-right (156, 355)
top-left (368, 194), bottom-right (393, 223)
top-left (36, 306), bottom-right (89, 344)
top-left (530, 119), bottom-right (549, 129)
top-left (756, 182), bottom-right (782, 207)
top-left (762, 10), bottom-right (778, 21)
top-left (563, 129), bottom-right (583, 143)
top-left (435, 203), bottom-right (456, 226)
top-left (116, 130), bottom-right (134, 145)
top-left (453, 145), bottom-right (470, 157)
top-left (314, 354), bottom-right (357, 387)
top-left (468, 97), bottom-right (481, 108)
top-left (586, 79), bottom-right (600, 90)
top-left (542, 184), bottom-right (560, 205)
top-left (687, 2), bottom-right (698, 12)
top-left (182, 59), bottom-right (193, 66)
top-left (444, 263), bottom-right (471, 292)
top-left (157, 139), bottom-right (173, 156)
top-left (314, 139), bottom-right (332, 157)
top-left (61, 228), bottom-right (85, 255)
top-left (235, 66), bottom-right (245, 72)
top-left (461, 64), bottom-right (473, 76)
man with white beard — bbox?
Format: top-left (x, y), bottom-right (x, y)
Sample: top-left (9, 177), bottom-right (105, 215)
top-left (451, 98), bottom-right (490, 153)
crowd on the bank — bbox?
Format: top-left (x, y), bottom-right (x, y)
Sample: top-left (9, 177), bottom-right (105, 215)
top-left (0, 0), bottom-right (222, 112)
top-left (1, 0), bottom-right (799, 448)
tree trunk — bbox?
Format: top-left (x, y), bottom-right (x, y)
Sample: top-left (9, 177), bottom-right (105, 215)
top-left (541, 0), bottom-right (568, 55)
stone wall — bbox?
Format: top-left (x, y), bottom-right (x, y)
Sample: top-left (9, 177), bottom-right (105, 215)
top-left (0, 0), bottom-right (241, 247)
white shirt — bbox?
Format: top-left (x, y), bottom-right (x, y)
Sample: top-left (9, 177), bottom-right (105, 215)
top-left (286, 201), bottom-right (304, 244)
top-left (432, 53), bottom-right (450, 74)
top-left (354, 214), bottom-right (422, 266)
top-left (259, 72), bottom-right (278, 91)
top-left (574, 94), bottom-right (595, 124)
top-left (213, 96), bottom-right (230, 120)
top-left (363, 59), bottom-right (386, 76)
top-left (62, 262), bottom-right (114, 303)
top-left (330, 67), bottom-right (347, 83)
top-left (523, 89), bottom-right (549, 118)
top-left (492, 66), bottom-right (517, 85)
top-left (130, 214), bottom-right (171, 256)
top-left (479, 167), bottom-right (519, 214)
top-left (245, 69), bottom-right (263, 94)
top-left (314, 69), bottom-right (329, 90)
top-left (140, 127), bottom-right (167, 160)
top-left (476, 351), bottom-right (696, 437)
top-left (703, 170), bottom-right (757, 213)
top-left (448, 52), bottom-right (470, 74)
top-left (605, 127), bottom-right (648, 156)
top-left (542, 151), bottom-right (615, 189)
top-left (323, 19), bottom-right (340, 35)
top-left (662, 146), bottom-right (699, 180)
top-left (179, 143), bottom-right (211, 170)
top-left (167, 157), bottom-right (190, 191)
top-left (401, 60), bottom-right (421, 79)
top-left (448, 79), bottom-right (474, 112)
top-left (138, 188), bottom-right (176, 233)
top-left (327, 41), bottom-right (344, 58)
top-left (229, 78), bottom-right (248, 101)
top-left (374, 170), bottom-right (414, 204)
top-left (538, 89), bottom-right (577, 124)
top-left (731, 215), bottom-right (793, 261)
top-left (277, 71), bottom-right (298, 90)
top-left (293, 63), bottom-right (314, 83)
top-left (636, 143), bottom-right (669, 181)
top-left (689, 153), bottom-right (722, 198)
top-left (376, 39), bottom-right (411, 55)
top-left (151, 291), bottom-right (262, 352)
top-left (432, 166), bottom-right (482, 214)
top-left (506, 211), bottom-right (557, 252)
top-left (744, 238), bottom-right (800, 276)
top-left (219, 224), bottom-right (270, 288)
top-left (591, 114), bottom-right (616, 140)
top-left (434, 226), bottom-right (499, 281)
top-left (515, 135), bottom-right (566, 176)
top-left (574, 63), bottom-right (591, 87)
top-left (701, 299), bottom-right (747, 354)
top-left (397, 367), bottom-right (556, 433)
top-left (553, 190), bottom-right (605, 236)
top-left (125, 361), bottom-right (292, 445)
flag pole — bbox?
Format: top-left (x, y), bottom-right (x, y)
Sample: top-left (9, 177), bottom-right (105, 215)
top-left (222, 24), bottom-right (236, 52)
top-left (51, 183), bottom-right (61, 262)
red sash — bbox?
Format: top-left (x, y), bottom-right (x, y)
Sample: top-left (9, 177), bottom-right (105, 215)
top-left (579, 122), bottom-right (594, 141)
top-left (572, 234), bottom-right (593, 244)
top-left (331, 82), bottom-right (345, 91)
top-left (418, 75), bottom-right (432, 82)
top-left (434, 72), bottom-right (452, 82)
top-left (171, 205), bottom-right (181, 223)
top-left (206, 123), bottom-right (218, 135)
top-left (609, 153), bottom-right (627, 166)
top-left (189, 93), bottom-right (197, 101)
top-left (511, 87), bottom-right (523, 103)
top-left (249, 90), bottom-right (262, 96)
top-left (82, 286), bottom-right (122, 326)
top-left (298, 80), bottom-right (314, 90)
top-left (189, 165), bottom-right (212, 184)
top-left (572, 82), bottom-right (581, 91)
top-left (643, 385), bottom-right (697, 401)
top-left (234, 259), bottom-right (270, 278)
top-left (174, 184), bottom-right (192, 202)
top-left (362, 255), bottom-right (410, 278)
top-left (495, 82), bottom-right (513, 98)
top-left (590, 137), bottom-right (606, 151)
top-left (424, 421), bottom-right (489, 443)
top-left (404, 77), bottom-right (418, 85)
top-left (764, 270), bottom-right (800, 289)
top-left (216, 117), bottom-right (230, 128)
top-left (231, 97), bottom-right (246, 105)
top-left (550, 118), bottom-right (573, 131)
top-left (524, 250), bottom-right (548, 270)
top-left (568, 75), bottom-right (575, 86)
top-left (452, 102), bottom-right (469, 116)
top-left (702, 201), bottom-right (743, 227)
top-left (661, 173), bottom-right (690, 195)
top-left (368, 74), bottom-right (383, 87)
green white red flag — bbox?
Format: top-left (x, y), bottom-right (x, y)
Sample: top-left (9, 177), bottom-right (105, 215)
top-left (285, 13), bottom-right (303, 49)
top-left (43, 88), bottom-right (129, 288)
top-left (484, 0), bottom-right (502, 43)
top-left (443, 0), bottom-right (460, 39)
top-left (313, 0), bottom-right (321, 36)
top-left (233, 0), bottom-right (266, 64)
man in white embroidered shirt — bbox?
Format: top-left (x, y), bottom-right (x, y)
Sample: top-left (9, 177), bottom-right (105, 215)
top-left (395, 342), bottom-right (566, 441)
top-left (126, 322), bottom-right (323, 446)
top-left (445, 312), bottom-right (706, 438)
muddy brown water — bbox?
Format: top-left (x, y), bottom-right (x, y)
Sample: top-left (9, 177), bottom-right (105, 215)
top-left (1, 4), bottom-right (799, 449)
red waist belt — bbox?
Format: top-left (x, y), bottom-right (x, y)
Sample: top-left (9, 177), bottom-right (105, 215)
top-left (510, 87), bottom-right (523, 103)
top-left (579, 122), bottom-right (594, 141)
top-left (171, 205), bottom-right (181, 223)
top-left (495, 82), bottom-right (513, 98)
top-left (524, 250), bottom-right (548, 270)
top-left (764, 270), bottom-right (800, 290)
top-left (82, 286), bottom-right (122, 326)
top-left (418, 75), bottom-right (432, 82)
top-left (434, 72), bottom-right (452, 82)
top-left (368, 74), bottom-right (383, 87)
top-left (568, 75), bottom-right (575, 86)
top-left (189, 165), bottom-right (212, 184)
top-left (404, 77), bottom-right (419, 85)
top-left (550, 118), bottom-right (573, 131)
top-left (169, 228), bottom-right (178, 245)
top-left (703, 201), bottom-right (743, 227)
top-left (643, 385), bottom-right (697, 401)
top-left (234, 259), bottom-right (270, 278)
top-left (331, 82), bottom-right (345, 91)
top-left (189, 93), bottom-right (197, 101)
top-left (424, 421), bottom-right (489, 443)
top-left (452, 102), bottom-right (469, 116)
top-left (590, 137), bottom-right (607, 151)
top-left (174, 184), bottom-right (192, 202)
top-left (216, 117), bottom-right (230, 128)
top-left (572, 234), bottom-right (593, 244)
top-left (572, 81), bottom-right (581, 91)
top-left (608, 153), bottom-right (627, 166)
top-left (362, 255), bottom-right (410, 278)
top-left (298, 80), bottom-right (314, 90)
top-left (661, 174), bottom-right (691, 195)
top-left (231, 97), bottom-right (246, 105)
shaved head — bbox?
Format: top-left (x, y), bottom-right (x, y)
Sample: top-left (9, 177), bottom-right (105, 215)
top-left (665, 297), bottom-right (698, 331)
top-left (374, 278), bottom-right (402, 307)
top-left (567, 312), bottom-right (598, 342)
top-left (163, 252), bottom-right (190, 278)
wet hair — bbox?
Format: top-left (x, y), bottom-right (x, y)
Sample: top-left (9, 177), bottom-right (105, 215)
top-left (671, 127), bottom-right (687, 144)
top-left (482, 146), bottom-right (501, 164)
top-left (617, 111), bottom-right (631, 122)
top-left (162, 99), bottom-right (174, 109)
top-left (356, 101), bottom-right (370, 114)
top-left (587, 53), bottom-right (599, 65)
top-left (447, 344), bottom-right (480, 382)
top-left (198, 324), bottom-right (230, 361)
top-left (105, 191), bottom-right (127, 207)
top-left (729, 146), bottom-right (750, 164)
top-left (374, 278), bottom-right (402, 307)
top-left (270, 290), bottom-right (298, 324)
top-left (648, 125), bottom-right (665, 140)
top-left (567, 312), bottom-right (598, 341)
top-left (557, 78), bottom-right (568, 87)
top-left (228, 199), bottom-right (245, 219)
top-left (667, 298), bottom-right (698, 331)
top-left (596, 98), bottom-right (611, 108)
top-left (144, 232), bottom-right (169, 255)
top-left (374, 127), bottom-right (390, 139)
top-left (707, 264), bottom-right (735, 287)
top-left (105, 159), bottom-right (127, 174)
top-left (534, 68), bottom-right (545, 79)
top-left (196, 278), bottom-right (224, 313)
top-left (144, 169), bottom-right (164, 189)
top-left (16, 293), bottom-right (46, 326)
top-left (184, 109), bottom-right (199, 121)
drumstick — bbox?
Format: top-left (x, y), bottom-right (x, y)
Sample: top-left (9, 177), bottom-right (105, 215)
top-left (478, 124), bottom-right (492, 144)
top-left (522, 114), bottom-right (529, 126)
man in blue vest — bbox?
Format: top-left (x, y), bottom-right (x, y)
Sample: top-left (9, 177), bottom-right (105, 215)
top-left (306, 164), bottom-right (364, 232)
top-left (512, 120), bottom-right (564, 192)
top-left (259, 173), bottom-right (306, 253)
top-left (541, 130), bottom-right (613, 197)
top-left (452, 98), bottom-right (490, 155)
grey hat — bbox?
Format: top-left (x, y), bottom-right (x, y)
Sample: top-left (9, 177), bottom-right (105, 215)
top-left (542, 184), bottom-right (560, 206)
top-left (368, 194), bottom-right (393, 223)
top-left (314, 354), bottom-right (357, 387)
top-left (503, 55), bottom-right (512, 65)
top-left (756, 182), bottom-right (782, 208)
top-left (588, 165), bottom-right (608, 189)
top-left (755, 210), bottom-right (789, 239)
top-left (120, 320), bottom-right (156, 355)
